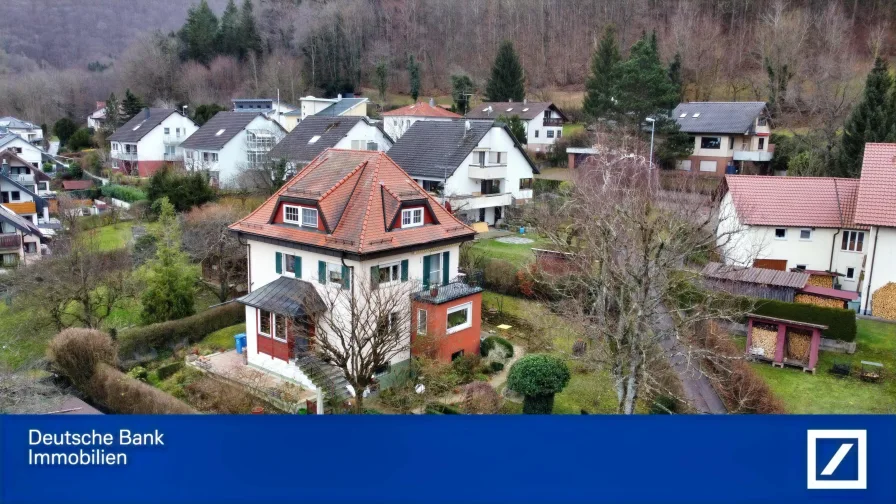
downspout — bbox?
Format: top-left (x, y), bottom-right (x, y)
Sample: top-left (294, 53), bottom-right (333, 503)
top-left (864, 227), bottom-right (880, 315)
top-left (830, 179), bottom-right (843, 273)
top-left (829, 229), bottom-right (840, 272)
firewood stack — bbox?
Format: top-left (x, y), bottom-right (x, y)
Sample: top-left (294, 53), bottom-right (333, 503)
top-left (806, 275), bottom-right (834, 288)
top-left (785, 329), bottom-right (811, 362)
top-left (795, 293), bottom-right (846, 310)
top-left (750, 325), bottom-right (778, 359)
top-left (871, 282), bottom-right (896, 321)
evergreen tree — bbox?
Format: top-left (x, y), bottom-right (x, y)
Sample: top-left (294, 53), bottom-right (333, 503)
top-left (375, 60), bottom-right (389, 103)
top-left (53, 117), bottom-right (78, 147)
top-left (147, 166), bottom-right (216, 213)
top-left (612, 32), bottom-right (679, 126)
top-left (104, 93), bottom-right (121, 130)
top-left (451, 74), bottom-right (475, 115)
top-left (407, 55), bottom-right (421, 102)
top-left (655, 120), bottom-right (694, 169)
top-left (216, 0), bottom-right (240, 57)
top-left (583, 25), bottom-right (621, 120)
top-left (121, 89), bottom-right (144, 120)
top-left (238, 0), bottom-right (262, 60)
top-left (668, 52), bottom-right (683, 104)
top-left (139, 197), bottom-right (196, 324)
top-left (192, 103), bottom-right (227, 126)
top-left (839, 57), bottom-right (896, 177)
top-left (178, 0), bottom-right (219, 65)
top-left (484, 40), bottom-right (525, 102)
top-left (499, 115), bottom-right (527, 145)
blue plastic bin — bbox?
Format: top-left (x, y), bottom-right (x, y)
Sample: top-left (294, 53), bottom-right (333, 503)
top-left (234, 333), bottom-right (247, 354)
top-left (519, 226), bottom-right (526, 234)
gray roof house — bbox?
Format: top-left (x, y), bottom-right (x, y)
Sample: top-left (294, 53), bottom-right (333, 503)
top-left (387, 119), bottom-right (538, 226)
top-left (464, 101), bottom-right (568, 151)
top-left (267, 116), bottom-right (393, 166)
top-left (672, 102), bottom-right (768, 135)
top-left (107, 108), bottom-right (178, 143)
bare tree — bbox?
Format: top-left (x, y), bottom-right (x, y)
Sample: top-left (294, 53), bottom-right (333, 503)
top-left (527, 137), bottom-right (755, 414)
top-left (181, 203), bottom-right (248, 302)
top-left (294, 272), bottom-right (421, 414)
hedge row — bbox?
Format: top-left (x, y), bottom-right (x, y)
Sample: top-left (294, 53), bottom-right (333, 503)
top-left (101, 184), bottom-right (147, 203)
top-left (753, 299), bottom-right (857, 342)
top-left (118, 302), bottom-right (245, 357)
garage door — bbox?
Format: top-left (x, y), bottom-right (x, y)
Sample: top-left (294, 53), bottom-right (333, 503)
top-left (677, 160), bottom-right (692, 171)
top-left (699, 160), bottom-right (718, 173)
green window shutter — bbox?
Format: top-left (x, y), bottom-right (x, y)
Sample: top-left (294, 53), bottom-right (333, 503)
top-left (400, 259), bottom-right (409, 282)
top-left (318, 260), bottom-right (327, 285)
top-left (275, 252), bottom-right (282, 274)
top-left (422, 255), bottom-right (431, 288)
top-left (370, 265), bottom-right (380, 289)
top-left (442, 251), bottom-right (450, 285)
top-left (341, 265), bottom-right (351, 290)
top-left (294, 255), bottom-right (302, 279)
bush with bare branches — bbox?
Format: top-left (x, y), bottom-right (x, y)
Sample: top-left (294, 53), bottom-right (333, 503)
top-left (462, 382), bottom-right (502, 414)
top-left (47, 328), bottom-right (118, 388)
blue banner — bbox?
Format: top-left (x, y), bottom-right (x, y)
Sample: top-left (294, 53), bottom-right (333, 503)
top-left (1, 415), bottom-right (894, 504)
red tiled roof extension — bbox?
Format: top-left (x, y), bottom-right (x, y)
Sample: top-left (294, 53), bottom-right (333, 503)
top-left (855, 143), bottom-right (896, 227)
top-left (723, 175), bottom-right (864, 229)
top-left (229, 149), bottom-right (475, 255)
top-left (382, 102), bottom-right (461, 118)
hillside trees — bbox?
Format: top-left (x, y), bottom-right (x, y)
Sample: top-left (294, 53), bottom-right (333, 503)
top-left (838, 57), bottom-right (896, 177)
top-left (178, 0), bottom-right (220, 65)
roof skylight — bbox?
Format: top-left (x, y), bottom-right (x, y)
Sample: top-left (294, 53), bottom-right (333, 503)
top-left (215, 129), bottom-right (226, 136)
top-left (308, 135), bottom-right (321, 144)
top-left (692, 113), bottom-right (700, 118)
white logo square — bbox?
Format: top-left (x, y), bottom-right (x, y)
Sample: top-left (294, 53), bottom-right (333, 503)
top-left (807, 429), bottom-right (867, 490)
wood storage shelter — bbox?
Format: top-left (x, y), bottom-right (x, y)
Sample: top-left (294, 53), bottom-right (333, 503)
top-left (700, 262), bottom-right (810, 302)
top-left (745, 314), bottom-right (827, 373)
top-left (793, 285), bottom-right (859, 310)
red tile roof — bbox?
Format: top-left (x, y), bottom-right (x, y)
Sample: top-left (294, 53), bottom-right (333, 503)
top-left (382, 102), bottom-right (461, 118)
top-left (723, 175), bottom-right (864, 229)
top-left (856, 143), bottom-right (896, 227)
top-left (62, 180), bottom-right (94, 190)
top-left (229, 149), bottom-right (475, 255)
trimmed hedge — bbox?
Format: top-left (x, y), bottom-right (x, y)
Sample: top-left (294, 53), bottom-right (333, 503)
top-left (118, 302), bottom-right (245, 357)
top-left (481, 336), bottom-right (514, 358)
top-left (101, 184), bottom-right (147, 203)
top-left (753, 299), bottom-right (856, 342)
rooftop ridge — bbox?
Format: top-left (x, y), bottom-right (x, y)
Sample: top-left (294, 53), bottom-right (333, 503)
top-left (317, 158), bottom-right (369, 201)
top-left (356, 155), bottom-right (382, 253)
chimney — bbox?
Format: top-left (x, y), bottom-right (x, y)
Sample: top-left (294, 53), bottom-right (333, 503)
top-left (144, 108), bottom-right (150, 119)
top-left (465, 120), bottom-right (471, 132)
top-left (523, 98), bottom-right (527, 105)
top-left (97, 101), bottom-right (106, 109)
top-left (337, 94), bottom-right (343, 101)
top-left (1, 160), bottom-right (8, 176)
top-left (429, 97), bottom-right (435, 107)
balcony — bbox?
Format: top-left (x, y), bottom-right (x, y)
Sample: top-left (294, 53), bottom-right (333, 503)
top-left (449, 192), bottom-right (513, 210)
top-left (468, 164), bottom-right (507, 179)
top-left (112, 150), bottom-right (138, 161)
top-left (163, 135), bottom-right (184, 145)
top-left (543, 117), bottom-right (564, 127)
top-left (0, 233), bottom-right (21, 250)
top-left (733, 147), bottom-right (774, 162)
top-left (163, 152), bottom-right (180, 161)
top-left (12, 174), bottom-right (34, 184)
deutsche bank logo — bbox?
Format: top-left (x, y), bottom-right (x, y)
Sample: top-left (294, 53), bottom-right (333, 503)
top-left (807, 430), bottom-right (867, 489)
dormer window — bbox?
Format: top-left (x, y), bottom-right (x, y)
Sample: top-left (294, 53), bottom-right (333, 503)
top-left (401, 207), bottom-right (424, 228)
top-left (284, 205), bottom-right (318, 228)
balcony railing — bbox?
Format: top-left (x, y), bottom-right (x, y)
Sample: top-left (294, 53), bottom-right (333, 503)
top-left (113, 150), bottom-right (138, 160)
top-left (162, 135), bottom-right (184, 145)
top-left (448, 192), bottom-right (513, 210)
top-left (468, 163), bottom-right (507, 180)
top-left (163, 152), bottom-right (180, 161)
top-left (0, 233), bottom-right (21, 250)
top-left (543, 117), bottom-right (564, 127)
top-left (12, 174), bottom-right (34, 184)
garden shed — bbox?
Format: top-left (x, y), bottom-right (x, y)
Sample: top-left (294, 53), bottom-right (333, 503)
top-left (745, 313), bottom-right (827, 373)
top-left (700, 262), bottom-right (809, 302)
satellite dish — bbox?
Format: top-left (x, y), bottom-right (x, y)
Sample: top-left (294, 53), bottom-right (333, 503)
top-left (415, 384), bottom-right (426, 394)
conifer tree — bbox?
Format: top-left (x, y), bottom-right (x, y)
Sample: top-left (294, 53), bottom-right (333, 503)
top-left (139, 197), bottom-right (196, 324)
top-left (375, 60), bottom-right (389, 103)
top-left (612, 32), bottom-right (679, 126)
top-left (668, 52), bottom-right (683, 104)
top-left (407, 55), bottom-right (421, 102)
top-left (239, 0), bottom-right (263, 59)
top-left (484, 41), bottom-right (526, 102)
top-left (104, 93), bottom-right (121, 130)
top-left (583, 24), bottom-right (621, 120)
top-left (451, 74), bottom-right (475, 115)
top-left (217, 0), bottom-right (240, 57)
top-left (121, 89), bottom-right (144, 120)
top-left (839, 57), bottom-right (896, 177)
top-left (178, 0), bottom-right (219, 65)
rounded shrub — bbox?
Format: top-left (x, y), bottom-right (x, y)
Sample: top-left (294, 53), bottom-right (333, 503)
top-left (47, 328), bottom-right (118, 388)
top-left (507, 354), bottom-right (571, 414)
top-left (462, 382), bottom-right (502, 414)
top-left (481, 336), bottom-right (514, 359)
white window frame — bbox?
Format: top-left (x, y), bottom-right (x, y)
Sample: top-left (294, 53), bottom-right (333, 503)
top-left (417, 308), bottom-right (427, 335)
top-left (272, 314), bottom-right (288, 343)
top-left (841, 230), bottom-right (865, 252)
top-left (258, 309), bottom-right (272, 337)
top-left (799, 229), bottom-right (812, 241)
top-left (301, 207), bottom-right (318, 228)
top-left (283, 205), bottom-right (301, 224)
top-left (378, 261), bottom-right (401, 284)
top-left (774, 228), bottom-right (787, 240)
top-left (401, 208), bottom-right (424, 228)
top-left (446, 302), bottom-right (473, 334)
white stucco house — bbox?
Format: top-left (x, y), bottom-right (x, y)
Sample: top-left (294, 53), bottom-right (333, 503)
top-left (280, 95), bottom-right (370, 132)
top-left (387, 119), bottom-right (538, 226)
top-left (107, 108), bottom-right (198, 177)
top-left (229, 149), bottom-right (482, 399)
top-left (180, 111), bottom-right (286, 187)
top-left (464, 101), bottom-right (568, 153)
top-left (267, 115), bottom-right (392, 171)
top-left (716, 175), bottom-right (866, 293)
top-left (231, 98), bottom-right (297, 132)
top-left (856, 143), bottom-right (896, 316)
top-left (0, 117), bottom-right (43, 145)
top-left (382, 100), bottom-right (461, 141)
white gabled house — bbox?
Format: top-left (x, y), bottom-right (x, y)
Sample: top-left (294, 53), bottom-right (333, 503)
top-left (387, 119), bottom-right (538, 226)
top-left (231, 98), bottom-right (298, 132)
top-left (180, 111), bottom-right (286, 187)
top-left (108, 108), bottom-right (199, 177)
top-left (267, 115), bottom-right (393, 171)
top-left (229, 149), bottom-right (482, 397)
top-left (0, 117), bottom-right (43, 145)
top-left (465, 101), bottom-right (568, 152)
top-left (855, 143), bottom-right (896, 317)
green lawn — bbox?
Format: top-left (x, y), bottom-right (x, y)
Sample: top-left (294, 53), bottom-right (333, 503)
top-left (749, 319), bottom-right (896, 414)
top-left (197, 324), bottom-right (244, 354)
top-left (562, 123), bottom-right (585, 137)
top-left (469, 234), bottom-right (553, 267)
top-left (81, 222), bottom-right (137, 250)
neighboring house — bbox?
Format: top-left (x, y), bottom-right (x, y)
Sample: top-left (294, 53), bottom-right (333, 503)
top-left (1, 132), bottom-right (68, 177)
top-left (229, 149), bottom-right (480, 391)
top-left (382, 100), bottom-right (461, 141)
top-left (856, 143), bottom-right (896, 316)
top-left (232, 98), bottom-right (297, 132)
top-left (464, 101), bottom-right (568, 152)
top-left (267, 116), bottom-right (393, 170)
top-left (716, 175), bottom-right (866, 293)
top-left (0, 152), bottom-right (52, 202)
top-left (87, 101), bottom-right (107, 130)
top-left (0, 117), bottom-right (43, 145)
top-left (0, 203), bottom-right (44, 268)
top-left (107, 108), bottom-right (198, 177)
top-left (180, 111), bottom-right (286, 187)
top-left (671, 102), bottom-right (772, 175)
top-left (282, 95), bottom-right (370, 131)
top-left (387, 119), bottom-right (539, 226)
top-left (61, 180), bottom-right (94, 192)
top-left (0, 155), bottom-right (51, 251)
